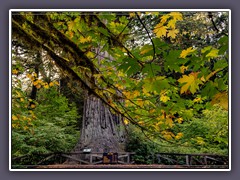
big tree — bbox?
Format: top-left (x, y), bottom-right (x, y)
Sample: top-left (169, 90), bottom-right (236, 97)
top-left (11, 11), bottom-right (229, 157)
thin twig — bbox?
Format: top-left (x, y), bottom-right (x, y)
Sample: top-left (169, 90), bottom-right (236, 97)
top-left (135, 12), bottom-right (156, 62)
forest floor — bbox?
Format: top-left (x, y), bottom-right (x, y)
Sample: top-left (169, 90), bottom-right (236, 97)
top-left (36, 164), bottom-right (229, 169)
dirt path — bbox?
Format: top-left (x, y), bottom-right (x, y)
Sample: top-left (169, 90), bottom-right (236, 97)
top-left (37, 164), bottom-right (228, 169)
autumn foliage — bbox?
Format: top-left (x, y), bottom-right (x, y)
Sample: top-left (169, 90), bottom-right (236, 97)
top-left (11, 11), bottom-right (229, 159)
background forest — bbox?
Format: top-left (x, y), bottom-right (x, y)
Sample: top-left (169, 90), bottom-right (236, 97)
top-left (11, 11), bottom-right (229, 165)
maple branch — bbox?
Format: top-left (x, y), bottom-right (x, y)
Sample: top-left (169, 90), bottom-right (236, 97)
top-left (92, 15), bottom-right (144, 68)
top-left (13, 16), bottom-right (151, 137)
top-left (135, 12), bottom-right (156, 62)
top-left (116, 16), bottom-right (133, 39)
top-left (208, 12), bottom-right (228, 37)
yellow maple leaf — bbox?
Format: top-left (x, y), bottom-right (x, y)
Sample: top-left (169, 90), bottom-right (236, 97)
top-left (176, 117), bottom-right (183, 124)
top-left (123, 91), bottom-right (131, 99)
top-left (36, 84), bottom-right (41, 89)
top-left (160, 14), bottom-right (170, 24)
top-left (129, 12), bottom-right (135, 18)
top-left (179, 47), bottom-right (196, 59)
top-left (149, 109), bottom-right (156, 113)
top-left (175, 132), bottom-right (183, 139)
top-left (12, 115), bottom-right (18, 121)
top-left (137, 99), bottom-right (144, 108)
top-left (206, 48), bottom-right (219, 58)
top-left (53, 81), bottom-right (59, 86)
top-left (166, 116), bottom-right (174, 128)
top-left (167, 29), bottom-right (179, 39)
top-left (193, 97), bottom-right (202, 103)
top-left (162, 131), bottom-right (174, 140)
top-left (178, 73), bottom-right (203, 94)
top-left (26, 73), bottom-right (32, 79)
top-left (160, 95), bottom-right (170, 102)
top-left (124, 119), bottom-right (129, 125)
top-left (196, 137), bottom-right (205, 145)
top-left (115, 83), bottom-right (124, 90)
top-left (132, 90), bottom-right (140, 98)
top-left (138, 121), bottom-right (145, 126)
top-left (30, 104), bottom-right (36, 109)
top-left (167, 19), bottom-right (177, 29)
top-left (33, 81), bottom-right (38, 86)
top-left (164, 134), bottom-right (172, 140)
top-left (67, 21), bottom-right (75, 31)
top-left (180, 65), bottom-right (188, 73)
top-left (153, 25), bottom-right (167, 38)
top-left (79, 36), bottom-right (92, 43)
top-left (169, 12), bottom-right (183, 21)
top-left (86, 51), bottom-right (95, 58)
top-left (211, 91), bottom-right (228, 110)
top-left (142, 87), bottom-right (151, 96)
top-left (12, 69), bottom-right (19, 75)
top-left (68, 31), bottom-right (74, 39)
top-left (44, 84), bottom-right (49, 89)
top-left (49, 82), bottom-right (54, 87)
top-left (107, 71), bottom-right (112, 75)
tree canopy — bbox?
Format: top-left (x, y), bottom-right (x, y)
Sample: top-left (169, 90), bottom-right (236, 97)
top-left (11, 11), bottom-right (229, 156)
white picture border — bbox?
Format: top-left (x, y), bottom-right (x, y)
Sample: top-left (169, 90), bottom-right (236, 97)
top-left (9, 9), bottom-right (231, 172)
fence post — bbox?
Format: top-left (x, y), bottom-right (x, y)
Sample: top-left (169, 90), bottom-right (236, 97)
top-left (186, 155), bottom-right (189, 166)
top-left (204, 156), bottom-right (207, 165)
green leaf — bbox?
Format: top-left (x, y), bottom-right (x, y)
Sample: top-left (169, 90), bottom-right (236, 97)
top-left (142, 76), bottom-right (170, 93)
top-left (201, 81), bottom-right (218, 98)
top-left (164, 50), bottom-right (182, 72)
top-left (152, 38), bottom-right (169, 52)
top-left (142, 64), bottom-right (161, 77)
top-left (140, 44), bottom-right (153, 55)
top-left (219, 45), bottom-right (228, 55)
top-left (218, 36), bottom-right (228, 45)
top-left (98, 27), bottom-right (110, 37)
top-left (201, 46), bottom-right (212, 54)
top-left (206, 48), bottom-right (219, 58)
top-left (117, 58), bottom-right (141, 77)
top-left (213, 59), bottom-right (228, 70)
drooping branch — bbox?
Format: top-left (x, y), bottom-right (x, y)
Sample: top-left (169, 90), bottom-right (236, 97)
top-left (12, 15), bottom-right (149, 137)
top-left (135, 12), bottom-right (156, 62)
top-left (13, 14), bottom-right (98, 74)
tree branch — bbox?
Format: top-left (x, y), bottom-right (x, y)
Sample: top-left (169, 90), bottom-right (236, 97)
top-left (208, 12), bottom-right (228, 37)
top-left (135, 12), bottom-right (156, 62)
top-left (92, 15), bottom-right (144, 68)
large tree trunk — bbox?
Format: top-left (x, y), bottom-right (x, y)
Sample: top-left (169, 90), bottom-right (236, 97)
top-left (67, 93), bottom-right (126, 164)
top-left (68, 47), bottom-right (126, 163)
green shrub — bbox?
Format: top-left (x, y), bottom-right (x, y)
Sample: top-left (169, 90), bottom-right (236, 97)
top-left (126, 126), bottom-right (160, 164)
top-left (12, 87), bottom-right (80, 165)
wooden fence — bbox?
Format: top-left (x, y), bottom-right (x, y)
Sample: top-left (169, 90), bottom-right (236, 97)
top-left (12, 152), bottom-right (136, 168)
top-left (12, 152), bottom-right (228, 169)
top-left (155, 152), bottom-right (228, 167)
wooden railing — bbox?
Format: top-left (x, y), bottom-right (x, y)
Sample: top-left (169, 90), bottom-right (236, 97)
top-left (155, 153), bottom-right (228, 166)
top-left (12, 152), bottom-right (136, 168)
top-left (12, 152), bottom-right (228, 168)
